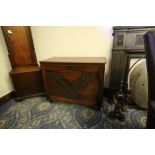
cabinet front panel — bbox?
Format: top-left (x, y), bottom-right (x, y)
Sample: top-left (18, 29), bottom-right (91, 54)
top-left (46, 64), bottom-right (100, 100)
top-left (41, 63), bottom-right (105, 106)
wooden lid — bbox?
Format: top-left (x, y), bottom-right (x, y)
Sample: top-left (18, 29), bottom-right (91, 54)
top-left (40, 57), bottom-right (106, 64)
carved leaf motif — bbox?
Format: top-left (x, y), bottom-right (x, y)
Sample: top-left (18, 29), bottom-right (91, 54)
top-left (46, 71), bottom-right (97, 99)
top-left (116, 35), bottom-right (124, 46)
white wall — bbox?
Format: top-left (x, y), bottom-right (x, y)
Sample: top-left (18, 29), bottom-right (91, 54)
top-left (0, 28), bottom-right (14, 97)
top-left (0, 26), bottom-right (113, 97)
top-left (31, 26), bottom-right (113, 87)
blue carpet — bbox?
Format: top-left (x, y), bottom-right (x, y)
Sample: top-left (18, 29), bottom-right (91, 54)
top-left (0, 96), bottom-right (147, 129)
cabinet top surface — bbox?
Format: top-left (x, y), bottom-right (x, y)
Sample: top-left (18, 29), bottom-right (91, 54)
top-left (40, 57), bottom-right (106, 64)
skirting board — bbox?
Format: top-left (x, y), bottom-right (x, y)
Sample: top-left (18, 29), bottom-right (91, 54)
top-left (0, 91), bottom-right (15, 106)
top-left (0, 91), bottom-right (46, 105)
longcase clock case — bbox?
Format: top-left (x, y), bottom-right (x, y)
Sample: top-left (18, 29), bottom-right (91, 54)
top-left (2, 26), bottom-right (44, 100)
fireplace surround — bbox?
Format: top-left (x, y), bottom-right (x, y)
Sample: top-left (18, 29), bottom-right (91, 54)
top-left (109, 26), bottom-right (155, 92)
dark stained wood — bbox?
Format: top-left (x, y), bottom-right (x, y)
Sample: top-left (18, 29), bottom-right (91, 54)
top-left (2, 26), bottom-right (44, 100)
top-left (40, 57), bottom-right (106, 107)
top-left (0, 91), bottom-right (15, 106)
top-left (10, 67), bottom-right (44, 101)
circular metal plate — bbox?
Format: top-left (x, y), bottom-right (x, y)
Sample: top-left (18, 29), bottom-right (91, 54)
top-left (129, 61), bottom-right (148, 109)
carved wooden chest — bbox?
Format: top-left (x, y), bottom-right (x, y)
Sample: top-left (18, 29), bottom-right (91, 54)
top-left (40, 57), bottom-right (106, 106)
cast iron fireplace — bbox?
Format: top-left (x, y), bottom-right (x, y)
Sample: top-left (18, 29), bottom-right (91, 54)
top-left (109, 26), bottom-right (155, 92)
